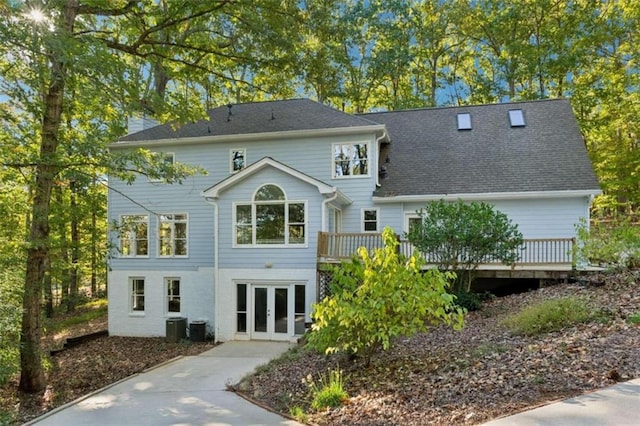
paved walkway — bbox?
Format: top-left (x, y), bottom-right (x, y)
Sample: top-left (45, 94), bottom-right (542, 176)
top-left (28, 341), bottom-right (301, 426)
top-left (483, 378), bottom-right (640, 425)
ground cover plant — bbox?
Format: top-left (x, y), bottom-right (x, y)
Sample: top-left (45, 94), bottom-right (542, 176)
top-left (238, 270), bottom-right (640, 425)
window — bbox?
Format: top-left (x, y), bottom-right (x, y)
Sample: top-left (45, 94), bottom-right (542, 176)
top-left (230, 148), bottom-right (246, 173)
top-left (362, 209), bottom-right (379, 232)
top-left (234, 184), bottom-right (306, 246)
top-left (457, 113), bottom-right (472, 130)
top-left (509, 109), bottom-right (526, 127)
top-left (166, 278), bottom-right (180, 314)
top-left (149, 152), bottom-right (175, 182)
top-left (333, 143), bottom-right (369, 178)
top-left (158, 214), bottom-right (188, 257)
top-left (120, 215), bottom-right (148, 257)
top-left (236, 283), bottom-right (247, 333)
top-left (294, 285), bottom-right (306, 335)
top-left (131, 278), bottom-right (145, 312)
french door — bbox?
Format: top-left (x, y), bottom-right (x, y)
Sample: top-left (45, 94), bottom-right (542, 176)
top-left (252, 286), bottom-right (291, 341)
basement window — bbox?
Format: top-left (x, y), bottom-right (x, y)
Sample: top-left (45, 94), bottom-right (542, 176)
top-left (457, 113), bottom-right (472, 130)
top-left (509, 109), bottom-right (526, 127)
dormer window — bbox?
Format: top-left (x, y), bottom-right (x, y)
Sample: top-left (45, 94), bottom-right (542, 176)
top-left (457, 113), bottom-right (472, 130)
top-left (509, 109), bottom-right (525, 127)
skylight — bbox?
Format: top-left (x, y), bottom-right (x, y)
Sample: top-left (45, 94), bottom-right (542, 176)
top-left (509, 109), bottom-right (525, 127)
top-left (457, 113), bottom-right (472, 130)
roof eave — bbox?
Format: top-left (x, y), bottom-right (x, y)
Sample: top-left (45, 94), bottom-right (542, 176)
top-left (372, 189), bottom-right (602, 203)
top-left (110, 124), bottom-right (387, 149)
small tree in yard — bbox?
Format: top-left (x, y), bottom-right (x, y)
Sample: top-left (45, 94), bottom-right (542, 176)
top-left (406, 200), bottom-right (524, 293)
top-left (307, 227), bottom-right (465, 366)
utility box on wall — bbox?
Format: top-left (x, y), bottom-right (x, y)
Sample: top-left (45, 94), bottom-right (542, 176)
top-left (166, 317), bottom-right (187, 343)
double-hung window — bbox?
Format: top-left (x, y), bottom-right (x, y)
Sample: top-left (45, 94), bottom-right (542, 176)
top-left (120, 215), bottom-right (149, 257)
top-left (333, 143), bottom-right (369, 178)
top-left (362, 209), bottom-right (379, 232)
top-left (235, 184), bottom-right (306, 246)
top-left (158, 214), bottom-right (188, 257)
top-left (166, 278), bottom-right (181, 315)
top-left (130, 277), bottom-right (145, 312)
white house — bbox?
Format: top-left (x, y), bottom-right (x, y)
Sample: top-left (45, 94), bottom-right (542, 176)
top-left (107, 99), bottom-right (600, 341)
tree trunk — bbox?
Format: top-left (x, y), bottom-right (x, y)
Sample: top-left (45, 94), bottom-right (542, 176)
top-left (90, 207), bottom-right (97, 296)
top-left (68, 180), bottom-right (79, 312)
top-left (19, 0), bottom-right (76, 393)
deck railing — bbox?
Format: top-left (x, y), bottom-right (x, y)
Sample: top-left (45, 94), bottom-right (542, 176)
top-left (317, 232), bottom-right (576, 267)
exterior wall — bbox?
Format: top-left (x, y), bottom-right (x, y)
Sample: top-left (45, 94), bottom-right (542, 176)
top-left (108, 267), bottom-right (214, 337)
top-left (398, 196), bottom-right (591, 238)
top-left (107, 129), bottom-right (381, 339)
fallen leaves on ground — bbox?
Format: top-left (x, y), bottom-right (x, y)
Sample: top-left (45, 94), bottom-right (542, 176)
top-left (0, 316), bottom-right (216, 424)
top-left (238, 270), bottom-right (640, 425)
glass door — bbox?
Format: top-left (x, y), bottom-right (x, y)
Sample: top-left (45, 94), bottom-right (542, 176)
top-left (252, 286), bottom-right (290, 340)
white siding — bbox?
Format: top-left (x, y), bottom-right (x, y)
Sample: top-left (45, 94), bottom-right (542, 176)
top-left (108, 268), bottom-right (214, 337)
top-left (398, 196), bottom-right (590, 238)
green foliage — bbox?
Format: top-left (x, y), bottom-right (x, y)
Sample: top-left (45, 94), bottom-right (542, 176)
top-left (307, 227), bottom-right (465, 364)
top-left (0, 270), bottom-right (23, 386)
top-left (453, 291), bottom-right (483, 312)
top-left (47, 300), bottom-right (108, 334)
top-left (406, 200), bottom-right (524, 292)
top-left (501, 297), bottom-right (592, 336)
top-left (627, 313), bottom-right (640, 325)
top-left (576, 218), bottom-right (640, 268)
top-left (305, 368), bottom-right (348, 411)
top-left (289, 406), bottom-right (308, 423)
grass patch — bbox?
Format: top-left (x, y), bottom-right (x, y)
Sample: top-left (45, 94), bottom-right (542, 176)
top-left (47, 299), bottom-right (108, 333)
top-left (501, 296), bottom-right (592, 336)
top-left (305, 368), bottom-right (348, 411)
top-left (289, 406), bottom-right (309, 423)
top-left (628, 312), bottom-right (640, 325)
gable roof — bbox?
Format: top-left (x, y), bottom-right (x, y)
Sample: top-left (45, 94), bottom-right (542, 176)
top-left (201, 157), bottom-right (352, 205)
top-left (119, 99), bottom-right (381, 143)
top-left (360, 99), bottom-right (600, 199)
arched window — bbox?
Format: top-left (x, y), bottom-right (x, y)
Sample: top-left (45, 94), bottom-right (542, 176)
top-left (235, 184), bottom-right (306, 246)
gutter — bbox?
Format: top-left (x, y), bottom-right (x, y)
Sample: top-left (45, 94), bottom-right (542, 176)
top-left (372, 189), bottom-right (602, 204)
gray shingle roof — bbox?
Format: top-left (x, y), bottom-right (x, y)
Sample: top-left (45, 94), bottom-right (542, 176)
top-left (119, 99), bottom-right (379, 142)
top-left (360, 99), bottom-right (600, 196)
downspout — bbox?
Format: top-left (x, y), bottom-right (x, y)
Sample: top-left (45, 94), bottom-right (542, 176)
top-left (204, 197), bottom-right (220, 342)
top-left (375, 128), bottom-right (389, 188)
top-left (321, 190), bottom-right (340, 232)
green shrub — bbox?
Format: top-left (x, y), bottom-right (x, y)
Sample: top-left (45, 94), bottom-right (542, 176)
top-left (502, 297), bottom-right (592, 336)
top-left (289, 406), bottom-right (308, 423)
top-left (454, 291), bottom-right (483, 311)
top-left (576, 218), bottom-right (640, 268)
top-left (305, 368), bottom-right (348, 411)
top-left (307, 227), bottom-right (465, 365)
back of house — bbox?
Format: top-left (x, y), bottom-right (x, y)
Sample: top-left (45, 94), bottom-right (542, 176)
top-left (107, 98), bottom-right (600, 341)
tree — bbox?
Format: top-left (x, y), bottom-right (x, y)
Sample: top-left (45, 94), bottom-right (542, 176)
top-left (0, 0), bottom-right (303, 393)
top-left (406, 200), bottom-right (524, 292)
top-left (307, 227), bottom-right (465, 366)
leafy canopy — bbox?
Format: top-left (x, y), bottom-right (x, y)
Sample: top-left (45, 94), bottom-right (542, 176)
top-left (406, 200), bottom-right (524, 292)
top-left (307, 227), bottom-right (465, 365)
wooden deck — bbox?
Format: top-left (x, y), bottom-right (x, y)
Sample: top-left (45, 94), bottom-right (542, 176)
top-left (317, 231), bottom-right (582, 279)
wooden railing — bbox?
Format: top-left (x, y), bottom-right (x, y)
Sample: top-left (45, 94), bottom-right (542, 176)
top-left (318, 232), bottom-right (576, 267)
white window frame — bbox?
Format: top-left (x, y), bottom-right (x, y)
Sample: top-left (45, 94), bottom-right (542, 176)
top-left (166, 277), bottom-right (181, 316)
top-left (230, 148), bottom-right (246, 173)
top-left (509, 109), bottom-right (526, 127)
top-left (148, 152), bottom-right (175, 183)
top-left (157, 213), bottom-right (189, 258)
top-left (119, 214), bottom-right (149, 258)
top-left (332, 142), bottom-right (370, 179)
top-left (361, 208), bottom-right (379, 233)
top-left (130, 277), bottom-right (145, 315)
top-left (233, 184), bottom-right (308, 248)
top-left (457, 113), bottom-right (472, 130)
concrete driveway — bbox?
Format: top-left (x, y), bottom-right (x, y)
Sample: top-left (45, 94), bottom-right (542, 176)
top-left (28, 341), bottom-right (301, 426)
